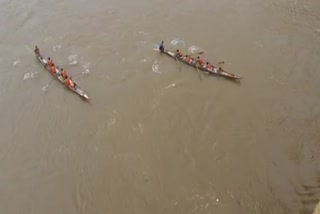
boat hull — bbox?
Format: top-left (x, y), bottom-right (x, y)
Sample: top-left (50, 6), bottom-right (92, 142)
top-left (161, 50), bottom-right (241, 80)
top-left (36, 54), bottom-right (90, 100)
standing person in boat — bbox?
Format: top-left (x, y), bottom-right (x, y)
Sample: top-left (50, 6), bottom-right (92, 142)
top-left (159, 41), bottom-right (164, 52)
top-left (47, 57), bottom-right (53, 67)
top-left (176, 49), bottom-right (183, 58)
top-left (34, 46), bottom-right (40, 56)
top-left (60, 68), bottom-right (68, 79)
top-left (196, 56), bottom-right (204, 67)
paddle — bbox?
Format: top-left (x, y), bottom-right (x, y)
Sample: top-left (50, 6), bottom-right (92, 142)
top-left (42, 64), bottom-right (60, 92)
top-left (70, 69), bottom-right (91, 80)
top-left (43, 75), bottom-right (56, 93)
top-left (71, 72), bottom-right (84, 79)
top-left (175, 55), bottom-right (182, 71)
top-left (196, 64), bottom-right (202, 80)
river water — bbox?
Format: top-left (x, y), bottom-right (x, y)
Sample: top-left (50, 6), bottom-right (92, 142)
top-left (1, 0), bottom-right (320, 213)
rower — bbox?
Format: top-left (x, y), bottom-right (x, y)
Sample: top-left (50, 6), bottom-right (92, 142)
top-left (60, 68), bottom-right (68, 79)
top-left (217, 67), bottom-right (223, 73)
top-left (50, 63), bottom-right (57, 75)
top-left (176, 49), bottom-right (183, 58)
top-left (185, 55), bottom-right (193, 64)
top-left (196, 56), bottom-right (204, 66)
top-left (206, 62), bottom-right (213, 71)
top-left (47, 57), bottom-right (53, 67)
top-left (65, 76), bottom-right (75, 88)
top-left (34, 46), bottom-right (40, 56)
top-left (159, 41), bottom-right (164, 52)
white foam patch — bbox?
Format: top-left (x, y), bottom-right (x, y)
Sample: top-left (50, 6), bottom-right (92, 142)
top-left (188, 46), bottom-right (205, 54)
top-left (13, 60), bottom-right (20, 66)
top-left (82, 63), bottom-right (90, 74)
top-left (23, 71), bottom-right (38, 80)
top-left (141, 58), bottom-right (152, 64)
top-left (42, 84), bottom-right (49, 92)
top-left (170, 38), bottom-right (185, 46)
top-left (23, 73), bottom-right (31, 80)
top-left (68, 54), bottom-right (78, 61)
top-left (166, 83), bottom-right (176, 89)
top-left (152, 59), bottom-right (160, 74)
top-left (68, 54), bottom-right (78, 65)
top-left (140, 58), bottom-right (147, 63)
top-left (53, 45), bottom-right (61, 51)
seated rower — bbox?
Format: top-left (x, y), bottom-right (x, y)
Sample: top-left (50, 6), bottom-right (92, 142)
top-left (65, 76), bottom-right (75, 88)
top-left (60, 68), bottom-right (68, 79)
top-left (47, 57), bottom-right (53, 67)
top-left (176, 49), bottom-right (183, 58)
top-left (50, 63), bottom-right (57, 75)
top-left (159, 41), bottom-right (164, 52)
top-left (196, 56), bottom-right (204, 66)
top-left (217, 67), bottom-right (223, 73)
top-left (205, 62), bottom-right (213, 71)
top-left (185, 55), bottom-right (193, 64)
top-left (34, 46), bottom-right (40, 56)
top-left (183, 54), bottom-right (188, 60)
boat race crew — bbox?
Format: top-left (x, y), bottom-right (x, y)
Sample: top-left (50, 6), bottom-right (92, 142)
top-left (176, 49), bottom-right (183, 58)
top-left (159, 41), bottom-right (164, 52)
top-left (34, 46), bottom-right (90, 100)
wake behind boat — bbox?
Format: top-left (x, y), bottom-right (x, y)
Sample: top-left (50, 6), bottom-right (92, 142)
top-left (34, 46), bottom-right (90, 100)
top-left (158, 42), bottom-right (241, 80)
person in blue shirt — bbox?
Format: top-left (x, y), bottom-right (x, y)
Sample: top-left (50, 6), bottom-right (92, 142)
top-left (159, 41), bottom-right (164, 52)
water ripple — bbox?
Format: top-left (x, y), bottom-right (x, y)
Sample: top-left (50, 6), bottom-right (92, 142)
top-left (170, 38), bottom-right (185, 47)
top-left (13, 59), bottom-right (20, 66)
top-left (23, 71), bottom-right (38, 80)
top-left (152, 59), bottom-right (160, 73)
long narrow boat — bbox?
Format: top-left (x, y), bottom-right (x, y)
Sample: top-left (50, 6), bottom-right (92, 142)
top-left (161, 49), bottom-right (241, 80)
top-left (36, 53), bottom-right (90, 100)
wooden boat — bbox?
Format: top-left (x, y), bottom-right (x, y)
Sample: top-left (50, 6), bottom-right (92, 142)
top-left (36, 53), bottom-right (90, 100)
top-left (161, 49), bottom-right (241, 80)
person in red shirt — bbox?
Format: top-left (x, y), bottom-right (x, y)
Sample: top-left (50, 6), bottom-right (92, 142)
top-left (206, 62), bottom-right (213, 71)
top-left (50, 63), bottom-right (57, 75)
top-left (65, 77), bottom-right (75, 88)
top-left (47, 57), bottom-right (53, 67)
top-left (184, 55), bottom-right (194, 64)
top-left (196, 56), bottom-right (204, 66)
top-left (60, 68), bottom-right (68, 79)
